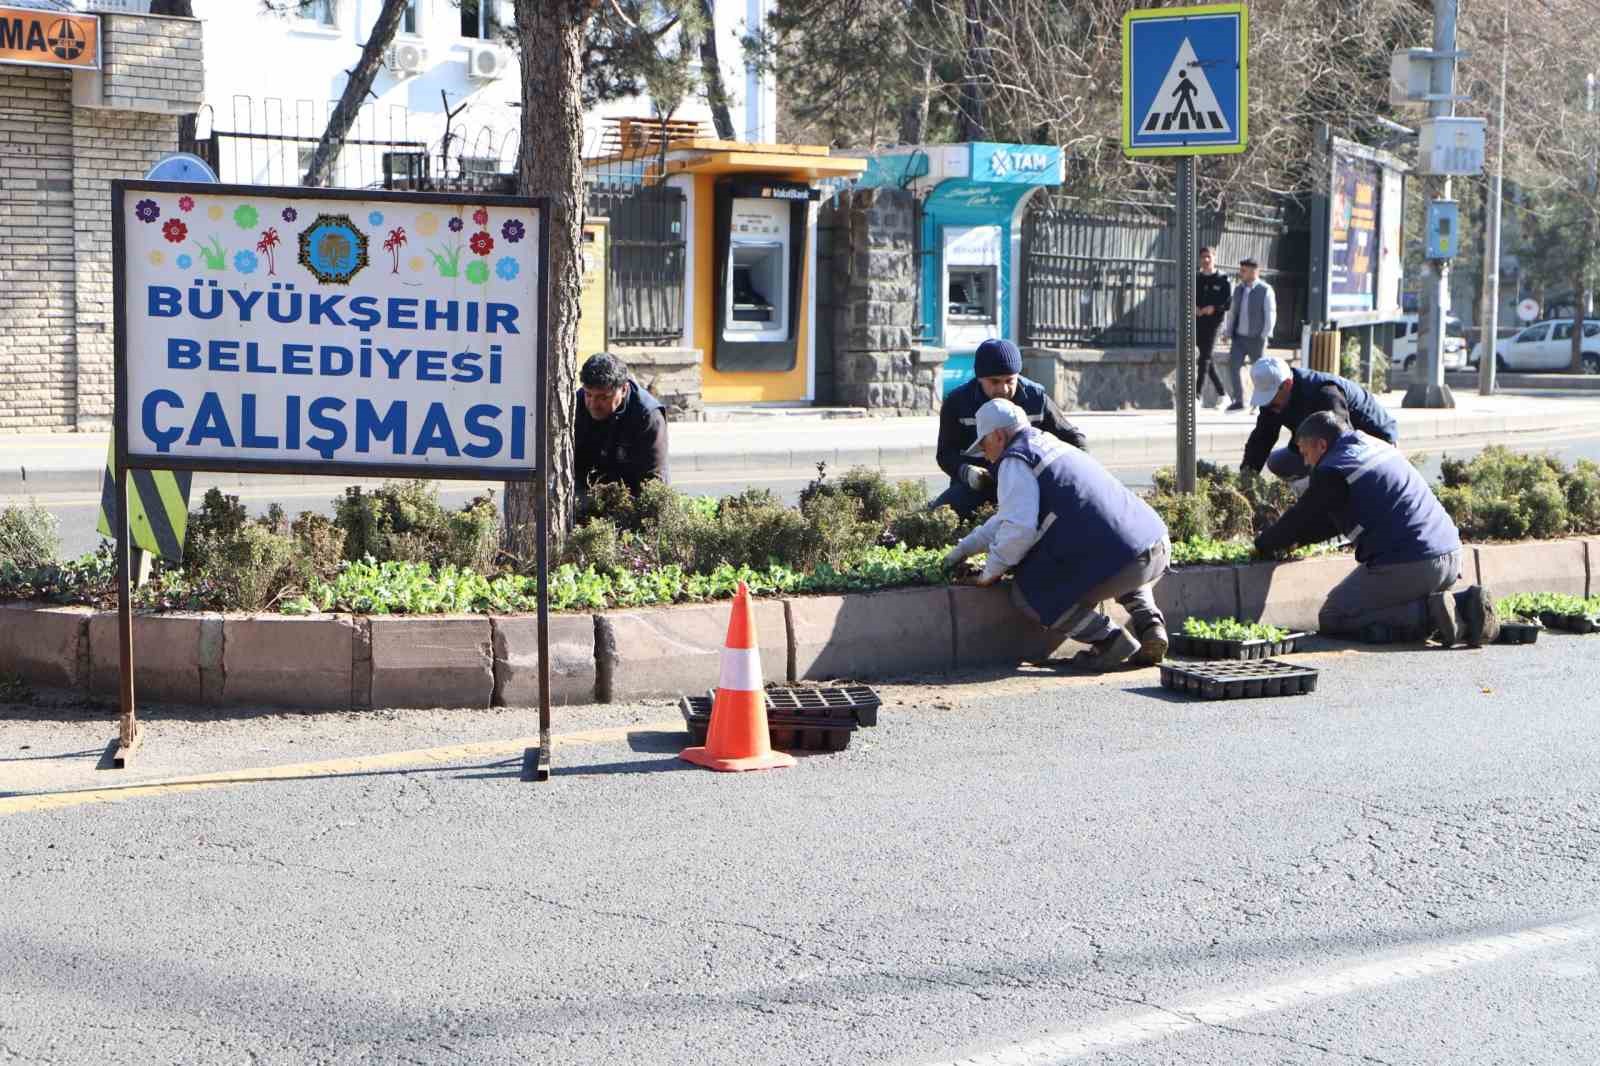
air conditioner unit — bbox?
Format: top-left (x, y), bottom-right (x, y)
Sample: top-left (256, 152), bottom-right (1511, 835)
top-left (386, 43), bottom-right (428, 77)
top-left (468, 45), bottom-right (511, 81)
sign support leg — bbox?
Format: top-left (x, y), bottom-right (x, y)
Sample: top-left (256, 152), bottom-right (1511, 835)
top-left (1175, 156), bottom-right (1198, 494)
top-left (113, 463), bottom-right (139, 769)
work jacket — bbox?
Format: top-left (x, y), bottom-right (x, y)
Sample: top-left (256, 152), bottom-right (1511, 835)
top-left (574, 380), bottom-right (669, 495)
top-left (1243, 368), bottom-right (1398, 473)
top-left (936, 375), bottom-right (1086, 486)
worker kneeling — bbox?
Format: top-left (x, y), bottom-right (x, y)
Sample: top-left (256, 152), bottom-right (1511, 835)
top-left (1253, 411), bottom-right (1500, 646)
top-left (944, 398), bottom-right (1170, 672)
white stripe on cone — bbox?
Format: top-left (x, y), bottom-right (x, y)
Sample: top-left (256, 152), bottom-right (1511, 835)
top-left (718, 645), bottom-right (762, 692)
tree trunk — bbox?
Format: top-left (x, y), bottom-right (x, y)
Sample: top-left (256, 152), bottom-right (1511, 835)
top-left (898, 55), bottom-right (932, 143)
top-left (955, 0), bottom-right (988, 141)
top-left (1572, 275), bottom-right (1587, 372)
top-left (301, 0), bottom-right (410, 187)
top-left (504, 0), bottom-right (586, 561)
top-left (697, 0), bottom-right (737, 139)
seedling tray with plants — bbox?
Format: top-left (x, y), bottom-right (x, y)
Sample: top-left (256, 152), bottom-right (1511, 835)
top-left (1159, 658), bottom-right (1319, 700)
top-left (1496, 593), bottom-right (1600, 635)
top-left (678, 685), bottom-right (880, 751)
top-left (1170, 618), bottom-right (1305, 660)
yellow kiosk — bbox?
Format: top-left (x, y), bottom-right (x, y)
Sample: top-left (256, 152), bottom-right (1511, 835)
top-left (588, 122), bottom-right (865, 404)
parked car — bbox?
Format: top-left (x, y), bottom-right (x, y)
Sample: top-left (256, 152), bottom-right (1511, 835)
top-left (1468, 319), bottom-right (1600, 373)
top-left (1393, 313), bottom-right (1467, 371)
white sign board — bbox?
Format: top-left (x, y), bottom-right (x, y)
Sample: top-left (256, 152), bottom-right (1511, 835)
top-left (117, 185), bottom-right (543, 477)
top-left (1518, 298), bottom-right (1540, 323)
top-left (1419, 117), bottom-right (1486, 176)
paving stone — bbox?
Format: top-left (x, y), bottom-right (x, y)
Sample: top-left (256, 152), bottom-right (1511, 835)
top-left (368, 616), bottom-right (493, 709)
top-left (1474, 540), bottom-right (1587, 600)
top-left (222, 615), bottom-right (355, 709)
top-left (948, 585), bottom-right (1069, 668)
top-left (791, 587), bottom-right (953, 681)
top-left (493, 614), bottom-right (598, 706)
top-left (597, 600), bottom-right (787, 701)
top-left (88, 611), bottom-right (214, 704)
top-left (0, 603), bottom-right (90, 691)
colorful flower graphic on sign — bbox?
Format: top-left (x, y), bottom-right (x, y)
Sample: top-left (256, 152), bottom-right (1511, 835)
top-left (135, 199), bottom-right (160, 223)
top-left (383, 227), bottom-right (408, 273)
top-left (416, 212), bottom-right (439, 237)
top-left (465, 260), bottom-right (490, 285)
top-left (281, 206), bottom-right (298, 223)
top-left (256, 228), bottom-right (280, 274)
top-left (234, 250), bottom-right (259, 274)
top-left (208, 204), bottom-right (224, 221)
top-left (428, 244), bottom-right (463, 278)
top-left (297, 214), bottom-right (370, 284)
top-left (409, 255), bottom-right (425, 272)
top-left (469, 231), bottom-right (494, 256)
top-left (368, 211), bottom-right (385, 226)
top-left (472, 207), bottom-right (489, 226)
top-left (162, 219), bottom-right (188, 243)
top-left (196, 236), bottom-right (228, 271)
top-left (148, 250), bottom-right (164, 266)
top-left (501, 219), bottom-right (525, 243)
top-left (233, 204), bottom-right (259, 229)
top-left (495, 257), bottom-right (519, 281)
top-left (179, 195), bottom-right (195, 213)
top-left (176, 253), bottom-right (193, 269)
top-left (448, 216), bottom-right (464, 233)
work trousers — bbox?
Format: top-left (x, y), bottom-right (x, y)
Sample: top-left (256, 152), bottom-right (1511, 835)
top-left (1010, 538), bottom-right (1170, 644)
top-left (1317, 548), bottom-right (1463, 639)
top-left (1228, 334), bottom-right (1267, 406)
top-left (1196, 324), bottom-right (1226, 404)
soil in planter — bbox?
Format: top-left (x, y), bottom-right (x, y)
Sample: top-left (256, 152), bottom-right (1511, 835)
top-left (1159, 659), bottom-right (1319, 700)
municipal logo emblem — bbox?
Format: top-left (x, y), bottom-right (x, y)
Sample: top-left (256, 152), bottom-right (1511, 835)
top-left (298, 214), bottom-right (370, 285)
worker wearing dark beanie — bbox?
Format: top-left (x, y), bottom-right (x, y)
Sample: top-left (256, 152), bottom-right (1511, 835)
top-left (931, 337), bottom-right (1087, 519)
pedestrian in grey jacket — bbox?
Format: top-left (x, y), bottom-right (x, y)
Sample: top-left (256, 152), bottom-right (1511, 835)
top-left (1221, 256), bottom-right (1276, 411)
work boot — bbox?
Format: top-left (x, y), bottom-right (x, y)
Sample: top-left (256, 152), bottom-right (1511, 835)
top-left (1129, 623), bottom-right (1169, 666)
top-left (1425, 591), bottom-right (1459, 647)
top-left (1065, 628), bottom-right (1140, 673)
top-left (1456, 586), bottom-right (1501, 647)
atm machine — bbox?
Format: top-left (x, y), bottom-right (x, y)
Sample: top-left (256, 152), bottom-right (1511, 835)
top-left (713, 178), bottom-right (810, 374)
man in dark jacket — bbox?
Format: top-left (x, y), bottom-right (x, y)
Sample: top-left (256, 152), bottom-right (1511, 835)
top-left (574, 352), bottom-right (669, 497)
top-left (931, 337), bottom-right (1087, 518)
top-left (1254, 411), bottom-right (1498, 645)
top-left (1241, 356), bottom-right (1398, 487)
top-left (1195, 246), bottom-right (1231, 407)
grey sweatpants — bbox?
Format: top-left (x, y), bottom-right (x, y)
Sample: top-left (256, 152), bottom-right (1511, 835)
top-left (1318, 548), bottom-right (1463, 638)
top-left (1011, 538), bottom-right (1170, 643)
top-left (1228, 334), bottom-right (1267, 405)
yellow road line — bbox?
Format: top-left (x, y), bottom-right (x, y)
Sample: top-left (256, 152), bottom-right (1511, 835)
top-left (0, 718), bottom-right (680, 818)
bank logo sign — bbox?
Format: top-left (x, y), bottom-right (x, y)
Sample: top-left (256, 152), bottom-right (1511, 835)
top-left (0, 6), bottom-right (98, 70)
top-left (973, 143), bottom-right (1063, 185)
top-left (115, 184), bottom-right (544, 477)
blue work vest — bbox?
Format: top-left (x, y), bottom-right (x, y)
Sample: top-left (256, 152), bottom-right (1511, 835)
top-left (1319, 432), bottom-right (1460, 567)
top-left (1003, 428), bottom-right (1168, 628)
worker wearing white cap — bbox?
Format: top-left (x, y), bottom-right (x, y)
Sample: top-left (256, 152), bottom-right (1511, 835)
top-left (943, 398), bottom-right (1171, 671)
top-left (1242, 356), bottom-right (1398, 489)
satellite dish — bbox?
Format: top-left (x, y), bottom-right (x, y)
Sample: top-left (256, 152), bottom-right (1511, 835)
top-left (144, 152), bottom-right (218, 184)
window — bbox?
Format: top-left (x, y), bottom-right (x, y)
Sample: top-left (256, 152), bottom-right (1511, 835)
top-left (459, 156), bottom-right (501, 178)
top-left (1553, 323), bottom-right (1574, 342)
top-left (1516, 325), bottom-right (1549, 343)
top-left (460, 0), bottom-right (499, 38)
top-left (1585, 323), bottom-right (1600, 338)
top-left (297, 0), bottom-right (337, 26)
top-left (947, 267), bottom-right (997, 323)
top-left (402, 0), bottom-right (419, 33)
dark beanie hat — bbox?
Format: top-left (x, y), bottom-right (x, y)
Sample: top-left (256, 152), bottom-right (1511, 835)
top-left (974, 338), bottom-right (1023, 378)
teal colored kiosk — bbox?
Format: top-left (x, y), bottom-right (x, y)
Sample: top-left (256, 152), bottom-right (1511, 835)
top-left (858, 142), bottom-right (1063, 394)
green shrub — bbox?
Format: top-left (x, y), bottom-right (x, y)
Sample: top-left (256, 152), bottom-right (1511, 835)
top-left (182, 488), bottom-right (248, 572)
top-left (0, 502), bottom-right (60, 570)
top-left (333, 481), bottom-right (499, 571)
top-left (889, 505), bottom-right (966, 550)
top-left (1340, 334), bottom-right (1388, 394)
top-left (289, 512), bottom-right (347, 585)
top-left (196, 523), bottom-right (298, 612)
top-left (1148, 492), bottom-right (1213, 543)
top-left (563, 515), bottom-right (623, 572)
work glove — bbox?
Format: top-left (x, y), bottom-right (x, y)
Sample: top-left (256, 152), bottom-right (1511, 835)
top-left (960, 465), bottom-right (994, 493)
top-left (943, 544), bottom-right (971, 569)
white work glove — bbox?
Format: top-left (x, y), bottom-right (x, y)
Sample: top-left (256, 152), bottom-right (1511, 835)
top-left (943, 544), bottom-right (970, 568)
top-left (960, 465), bottom-right (994, 493)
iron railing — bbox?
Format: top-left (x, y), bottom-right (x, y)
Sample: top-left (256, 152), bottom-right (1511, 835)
top-left (587, 182), bottom-right (686, 346)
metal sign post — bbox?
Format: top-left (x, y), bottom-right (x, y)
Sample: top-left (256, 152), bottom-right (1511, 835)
top-left (1124, 3), bottom-right (1247, 494)
top-left (111, 180), bottom-right (551, 775)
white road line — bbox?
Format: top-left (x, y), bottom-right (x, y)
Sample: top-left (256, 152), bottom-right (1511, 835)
top-left (924, 913), bottom-right (1600, 1065)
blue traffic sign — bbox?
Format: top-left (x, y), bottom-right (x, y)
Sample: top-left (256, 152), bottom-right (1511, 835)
top-left (143, 152), bottom-right (218, 183)
top-left (1122, 4), bottom-right (1248, 157)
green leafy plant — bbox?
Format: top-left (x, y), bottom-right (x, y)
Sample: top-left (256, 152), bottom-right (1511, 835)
top-left (1495, 591), bottom-right (1600, 623)
top-left (1180, 617), bottom-right (1290, 642)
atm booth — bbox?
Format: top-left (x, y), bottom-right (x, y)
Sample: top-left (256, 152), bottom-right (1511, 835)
top-left (858, 142), bottom-right (1064, 394)
top-left (589, 134), bottom-right (865, 404)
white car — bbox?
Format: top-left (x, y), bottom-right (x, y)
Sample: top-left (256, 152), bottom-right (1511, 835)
top-left (1469, 319), bottom-right (1600, 373)
top-left (1393, 314), bottom-right (1466, 371)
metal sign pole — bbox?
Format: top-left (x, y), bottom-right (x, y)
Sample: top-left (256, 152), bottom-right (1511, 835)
top-left (523, 205), bottom-right (554, 783)
top-left (110, 190), bottom-right (139, 768)
top-left (1175, 156), bottom-right (1198, 494)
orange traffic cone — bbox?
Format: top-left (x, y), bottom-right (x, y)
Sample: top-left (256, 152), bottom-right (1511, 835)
top-left (681, 582), bottom-right (796, 772)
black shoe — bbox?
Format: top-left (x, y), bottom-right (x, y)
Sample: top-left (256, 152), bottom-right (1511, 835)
top-left (1426, 592), bottom-right (1459, 647)
top-left (1225, 402), bottom-right (1245, 412)
top-left (1064, 629), bottom-right (1140, 673)
top-left (1130, 624), bottom-right (1169, 666)
top-left (1456, 586), bottom-right (1501, 647)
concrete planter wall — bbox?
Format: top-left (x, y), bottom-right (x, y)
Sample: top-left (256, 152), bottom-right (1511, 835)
top-left (3, 539), bottom-right (1595, 711)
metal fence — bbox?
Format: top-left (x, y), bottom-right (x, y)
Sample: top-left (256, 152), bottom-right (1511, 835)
top-left (586, 182), bottom-right (686, 346)
top-left (1021, 194), bottom-right (1308, 349)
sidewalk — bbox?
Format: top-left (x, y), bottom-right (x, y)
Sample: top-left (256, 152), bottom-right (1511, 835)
top-left (4, 389), bottom-right (1599, 494)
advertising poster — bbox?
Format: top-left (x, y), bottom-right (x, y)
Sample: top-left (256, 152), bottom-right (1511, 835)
top-left (117, 186), bottom-right (542, 477)
top-left (1328, 152), bottom-right (1381, 314)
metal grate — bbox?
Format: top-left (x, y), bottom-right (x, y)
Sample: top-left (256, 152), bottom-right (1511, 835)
top-left (587, 181), bottom-right (687, 347)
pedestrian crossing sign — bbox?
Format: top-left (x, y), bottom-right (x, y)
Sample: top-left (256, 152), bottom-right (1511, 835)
top-left (1123, 3), bottom-right (1248, 157)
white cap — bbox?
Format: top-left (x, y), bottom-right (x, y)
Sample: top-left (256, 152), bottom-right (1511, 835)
top-left (963, 398), bottom-right (1030, 456)
top-left (1249, 356), bottom-right (1293, 408)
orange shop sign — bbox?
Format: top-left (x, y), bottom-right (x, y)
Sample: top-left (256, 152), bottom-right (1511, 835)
top-left (0, 6), bottom-right (98, 70)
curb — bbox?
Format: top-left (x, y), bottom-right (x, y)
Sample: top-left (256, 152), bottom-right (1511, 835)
top-left (3, 538), bottom-right (1591, 712)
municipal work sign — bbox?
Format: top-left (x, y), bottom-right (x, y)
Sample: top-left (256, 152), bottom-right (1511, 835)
top-left (113, 182), bottom-right (546, 481)
top-left (0, 6), bottom-right (98, 70)
top-left (1122, 3), bottom-right (1247, 157)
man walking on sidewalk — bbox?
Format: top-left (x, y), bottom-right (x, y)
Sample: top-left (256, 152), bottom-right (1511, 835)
top-left (1195, 246), bottom-right (1231, 407)
top-left (1253, 411), bottom-right (1498, 646)
top-left (943, 398), bottom-right (1170, 672)
top-left (1222, 256), bottom-right (1276, 411)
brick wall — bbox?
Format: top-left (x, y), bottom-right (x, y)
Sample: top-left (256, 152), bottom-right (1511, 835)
top-left (95, 13), bottom-right (205, 114)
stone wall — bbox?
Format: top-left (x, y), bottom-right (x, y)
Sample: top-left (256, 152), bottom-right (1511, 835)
top-left (0, 13), bottom-right (203, 433)
top-left (615, 346), bottom-right (703, 422)
top-left (1022, 346), bottom-right (1179, 411)
top-left (826, 186), bottom-right (944, 414)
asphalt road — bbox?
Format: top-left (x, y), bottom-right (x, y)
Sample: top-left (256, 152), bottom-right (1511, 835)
top-left (3, 636), bottom-right (1599, 1064)
top-left (14, 430), bottom-right (1600, 560)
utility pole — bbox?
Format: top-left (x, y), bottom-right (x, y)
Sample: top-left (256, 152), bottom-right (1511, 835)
top-left (1478, 0), bottom-right (1507, 395)
top-left (1405, 0), bottom-right (1459, 408)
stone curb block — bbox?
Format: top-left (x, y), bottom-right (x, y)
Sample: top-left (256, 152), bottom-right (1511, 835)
top-left (369, 616), bottom-right (493, 710)
top-left (88, 611), bottom-right (219, 705)
top-left (1475, 540), bottom-right (1588, 599)
top-left (0, 603), bottom-right (90, 691)
top-left (492, 614), bottom-right (600, 707)
top-left (791, 586), bottom-right (953, 681)
top-left (1106, 565), bottom-right (1242, 633)
top-left (1237, 556), bottom-right (1361, 634)
top-left (948, 585), bottom-right (1069, 668)
top-left (222, 615), bottom-right (356, 710)
top-left (596, 601), bottom-right (787, 701)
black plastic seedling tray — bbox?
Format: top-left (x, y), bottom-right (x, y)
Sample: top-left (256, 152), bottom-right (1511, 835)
top-left (1169, 631), bottom-right (1306, 660)
top-left (1159, 658), bottom-right (1319, 700)
top-left (766, 684), bottom-right (881, 727)
top-left (678, 685), bottom-right (879, 751)
top-left (1498, 620), bottom-right (1542, 645)
top-left (1538, 611), bottom-right (1599, 635)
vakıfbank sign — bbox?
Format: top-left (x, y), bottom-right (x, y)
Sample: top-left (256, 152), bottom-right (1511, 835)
top-left (0, 6), bottom-right (98, 70)
top-left (114, 182), bottom-right (547, 480)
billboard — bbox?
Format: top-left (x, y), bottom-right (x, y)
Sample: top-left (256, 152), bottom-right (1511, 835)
top-left (114, 182), bottom-right (546, 480)
top-left (1311, 137), bottom-right (1406, 327)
